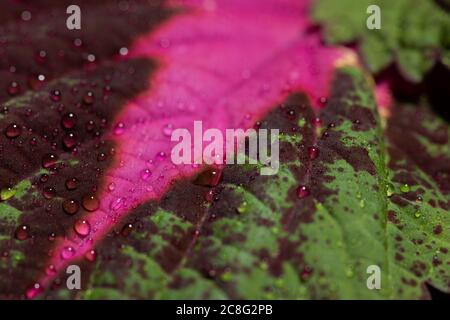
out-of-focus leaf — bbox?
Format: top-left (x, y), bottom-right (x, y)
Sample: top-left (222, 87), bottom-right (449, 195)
top-left (313, 0), bottom-right (450, 82)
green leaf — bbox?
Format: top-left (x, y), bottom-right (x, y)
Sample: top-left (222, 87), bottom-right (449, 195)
top-left (57, 67), bottom-right (449, 299)
top-left (312, 0), bottom-right (450, 82)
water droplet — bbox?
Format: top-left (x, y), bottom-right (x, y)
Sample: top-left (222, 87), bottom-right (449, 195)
top-left (15, 225), bottom-right (29, 240)
top-left (193, 168), bottom-right (222, 187)
top-left (296, 185), bottom-right (310, 199)
top-left (318, 96), bottom-right (328, 106)
top-left (82, 194), bottom-right (99, 212)
top-left (108, 182), bottom-right (116, 192)
top-left (50, 89), bottom-right (61, 102)
top-left (63, 132), bottom-right (77, 149)
top-left (41, 153), bottom-right (58, 169)
top-left (62, 199), bottom-right (79, 215)
top-left (0, 187), bottom-right (16, 201)
top-left (162, 124), bottom-right (173, 137)
top-left (45, 264), bottom-right (56, 276)
top-left (400, 184), bottom-right (410, 193)
top-left (121, 223), bottom-right (133, 237)
top-left (414, 211), bottom-right (421, 218)
top-left (5, 123), bottom-right (22, 138)
top-left (65, 177), bottom-right (79, 190)
top-left (26, 283), bottom-right (43, 299)
top-left (7, 81), bottom-right (20, 96)
top-left (140, 169), bottom-right (152, 181)
top-left (386, 182), bottom-right (395, 197)
top-left (83, 91), bottom-right (95, 105)
top-left (48, 232), bottom-right (56, 242)
top-left (42, 186), bottom-right (56, 199)
top-left (359, 199), bottom-right (365, 208)
top-left (61, 112), bottom-right (77, 129)
top-left (85, 249), bottom-right (97, 262)
top-left (61, 246), bottom-right (75, 259)
top-left (308, 146), bottom-right (319, 160)
top-left (114, 122), bottom-right (125, 135)
top-left (237, 201), bottom-right (248, 214)
top-left (156, 151), bottom-right (166, 161)
top-left (312, 117), bottom-right (322, 127)
top-left (74, 219), bottom-right (90, 237)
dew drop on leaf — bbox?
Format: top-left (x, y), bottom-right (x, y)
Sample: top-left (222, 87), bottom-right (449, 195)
top-left (62, 199), bottom-right (79, 215)
top-left (114, 122), bottom-right (125, 135)
top-left (121, 223), bottom-right (133, 237)
top-left (140, 169), bottom-right (152, 181)
top-left (41, 153), bottom-right (58, 169)
top-left (308, 146), bottom-right (319, 160)
top-left (85, 249), bottom-right (97, 262)
top-left (61, 112), bottom-right (77, 129)
top-left (400, 184), bottom-right (410, 193)
top-left (5, 123), bottom-right (22, 139)
top-left (82, 194), bottom-right (100, 212)
top-left (65, 177), bottom-right (79, 190)
top-left (74, 219), bottom-right (91, 237)
top-left (61, 246), bottom-right (75, 259)
top-left (296, 185), bottom-right (310, 199)
top-left (42, 186), bottom-right (56, 199)
top-left (63, 133), bottom-right (77, 149)
top-left (7, 81), bottom-right (20, 96)
top-left (50, 89), bottom-right (61, 102)
top-left (83, 91), bottom-right (95, 105)
top-left (26, 283), bottom-right (43, 299)
top-left (15, 225), bottom-right (29, 240)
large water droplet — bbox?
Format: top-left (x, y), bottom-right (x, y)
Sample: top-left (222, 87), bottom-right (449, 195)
top-left (65, 177), bottom-right (79, 190)
top-left (15, 225), bottom-right (29, 240)
top-left (42, 186), bottom-right (56, 199)
top-left (85, 249), bottom-right (97, 262)
top-left (82, 194), bottom-right (99, 212)
top-left (5, 123), bottom-right (22, 139)
top-left (83, 91), bottom-right (95, 105)
top-left (63, 132), bottom-right (77, 149)
top-left (74, 219), bottom-right (91, 237)
top-left (61, 112), bottom-right (77, 129)
top-left (41, 153), bottom-right (58, 169)
top-left (50, 89), bottom-right (61, 102)
top-left (61, 246), bottom-right (75, 259)
top-left (308, 146), bottom-right (319, 160)
top-left (7, 81), bottom-right (20, 96)
top-left (114, 122), bottom-right (125, 136)
top-left (62, 199), bottom-right (79, 215)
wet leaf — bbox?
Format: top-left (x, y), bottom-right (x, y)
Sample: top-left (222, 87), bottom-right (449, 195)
top-left (53, 68), bottom-right (449, 299)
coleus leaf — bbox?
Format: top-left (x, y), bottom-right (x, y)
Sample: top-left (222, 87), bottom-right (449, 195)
top-left (50, 67), bottom-right (449, 299)
top-left (0, 0), bottom-right (349, 298)
top-left (312, 0), bottom-right (450, 82)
